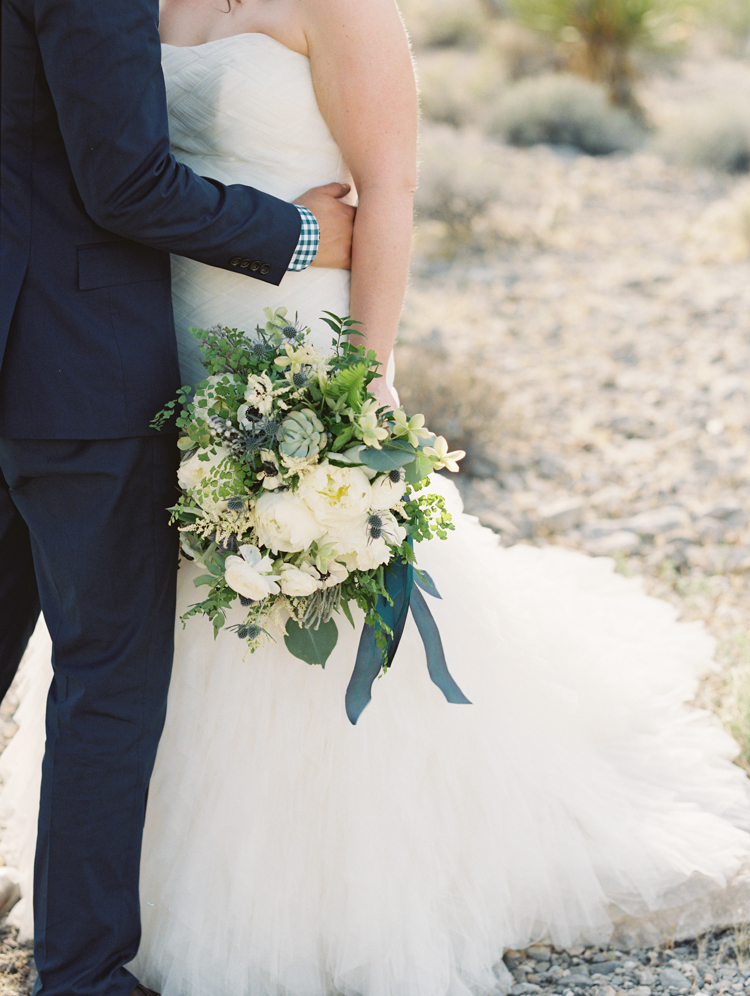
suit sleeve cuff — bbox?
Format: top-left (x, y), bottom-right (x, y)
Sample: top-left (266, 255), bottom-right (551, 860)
top-left (287, 205), bottom-right (320, 270)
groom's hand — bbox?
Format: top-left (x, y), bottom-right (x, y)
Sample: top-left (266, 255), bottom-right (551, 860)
top-left (294, 183), bottom-right (355, 269)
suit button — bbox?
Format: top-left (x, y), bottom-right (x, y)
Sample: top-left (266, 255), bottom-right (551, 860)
top-left (249, 260), bottom-right (260, 272)
top-left (259, 264), bottom-right (270, 276)
top-left (229, 257), bottom-right (242, 266)
top-left (240, 258), bottom-right (251, 268)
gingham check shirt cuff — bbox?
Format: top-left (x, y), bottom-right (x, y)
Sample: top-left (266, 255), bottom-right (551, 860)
top-left (288, 205), bottom-right (320, 270)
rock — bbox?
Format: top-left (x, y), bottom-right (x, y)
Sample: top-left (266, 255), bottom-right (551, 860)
top-left (537, 497), bottom-right (585, 533)
top-left (510, 984), bottom-right (542, 995)
top-left (630, 987), bottom-right (652, 996)
top-left (494, 958), bottom-right (516, 994)
top-left (477, 509), bottom-right (521, 536)
top-left (695, 516), bottom-right (729, 543)
top-left (659, 967), bottom-right (693, 990)
top-left (589, 530), bottom-right (642, 555)
top-left (635, 968), bottom-right (656, 985)
top-left (590, 962), bottom-right (619, 975)
top-left (527, 945), bottom-right (553, 961)
top-left (703, 498), bottom-right (747, 524)
top-left (622, 505), bottom-right (691, 539)
top-left (567, 974), bottom-right (595, 987)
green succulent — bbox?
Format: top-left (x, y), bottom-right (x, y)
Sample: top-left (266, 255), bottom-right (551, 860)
top-left (277, 409), bottom-right (327, 460)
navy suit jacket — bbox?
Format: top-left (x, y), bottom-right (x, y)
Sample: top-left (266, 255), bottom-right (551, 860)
top-left (0, 0), bottom-right (302, 439)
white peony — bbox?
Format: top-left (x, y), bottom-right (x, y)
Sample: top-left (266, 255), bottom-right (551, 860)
top-left (327, 509), bottom-right (405, 572)
top-left (297, 462), bottom-right (372, 529)
top-left (254, 489), bottom-right (326, 554)
top-left (338, 534), bottom-right (393, 572)
top-left (369, 471), bottom-right (407, 510)
top-left (178, 446), bottom-right (233, 512)
top-left (277, 562), bottom-right (321, 597)
top-left (224, 545), bottom-right (280, 601)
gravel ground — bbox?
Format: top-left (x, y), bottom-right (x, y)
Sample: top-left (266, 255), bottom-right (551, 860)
top-left (2, 58), bottom-right (749, 996)
top-left (399, 143), bottom-right (750, 759)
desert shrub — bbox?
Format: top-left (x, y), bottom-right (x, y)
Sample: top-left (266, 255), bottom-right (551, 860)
top-left (416, 125), bottom-right (505, 245)
top-left (657, 98), bottom-right (750, 173)
top-left (688, 180), bottom-right (750, 262)
top-left (417, 49), bottom-right (501, 126)
top-left (693, 0), bottom-right (750, 51)
top-left (488, 19), bottom-right (565, 80)
top-left (485, 72), bottom-right (646, 154)
top-left (400, 0), bottom-right (488, 49)
top-left (394, 340), bottom-right (507, 459)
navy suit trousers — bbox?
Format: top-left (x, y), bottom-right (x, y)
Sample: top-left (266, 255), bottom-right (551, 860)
top-left (0, 435), bottom-right (179, 996)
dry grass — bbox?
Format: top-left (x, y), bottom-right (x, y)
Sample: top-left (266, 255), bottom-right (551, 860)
top-left (394, 337), bottom-right (509, 462)
top-left (656, 96), bottom-right (750, 173)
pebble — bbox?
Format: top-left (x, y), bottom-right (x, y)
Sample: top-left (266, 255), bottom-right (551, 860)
top-left (494, 932), bottom-right (748, 996)
top-left (659, 967), bottom-right (692, 990)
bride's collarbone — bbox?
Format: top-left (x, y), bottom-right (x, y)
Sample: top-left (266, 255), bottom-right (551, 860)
top-left (158, 0), bottom-right (308, 56)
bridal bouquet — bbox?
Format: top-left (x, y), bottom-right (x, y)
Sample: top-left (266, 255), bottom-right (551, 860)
top-left (153, 308), bottom-right (469, 722)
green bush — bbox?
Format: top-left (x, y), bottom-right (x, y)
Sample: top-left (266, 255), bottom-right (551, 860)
top-left (485, 72), bottom-right (646, 154)
top-left (657, 99), bottom-right (750, 174)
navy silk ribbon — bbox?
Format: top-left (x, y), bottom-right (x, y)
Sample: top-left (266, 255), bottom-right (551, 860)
top-left (345, 557), bottom-right (471, 725)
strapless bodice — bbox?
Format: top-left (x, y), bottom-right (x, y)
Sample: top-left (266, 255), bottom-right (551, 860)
top-left (161, 34), bottom-right (352, 384)
top-left (162, 33), bottom-right (349, 201)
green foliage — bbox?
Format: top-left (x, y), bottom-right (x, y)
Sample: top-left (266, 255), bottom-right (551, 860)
top-left (153, 307), bottom-right (463, 667)
top-left (509, 0), bottom-right (658, 45)
top-left (284, 617), bottom-right (339, 667)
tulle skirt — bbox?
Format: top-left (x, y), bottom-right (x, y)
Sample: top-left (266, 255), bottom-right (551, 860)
top-left (3, 478), bottom-right (750, 996)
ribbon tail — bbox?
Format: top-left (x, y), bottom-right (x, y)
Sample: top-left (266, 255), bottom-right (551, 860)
top-left (345, 623), bottom-right (383, 725)
top-left (345, 556), bottom-right (413, 725)
top-left (414, 569), bottom-right (441, 599)
top-left (410, 585), bottom-right (471, 705)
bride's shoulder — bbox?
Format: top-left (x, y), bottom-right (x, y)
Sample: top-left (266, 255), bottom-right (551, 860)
top-left (301, 0), bottom-right (410, 56)
top-left (300, 0), bottom-right (416, 176)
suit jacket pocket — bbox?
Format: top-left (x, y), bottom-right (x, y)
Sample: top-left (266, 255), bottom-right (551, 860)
top-left (78, 240), bottom-right (171, 291)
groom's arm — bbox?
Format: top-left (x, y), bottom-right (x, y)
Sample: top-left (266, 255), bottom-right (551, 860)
top-left (30, 0), bottom-right (300, 284)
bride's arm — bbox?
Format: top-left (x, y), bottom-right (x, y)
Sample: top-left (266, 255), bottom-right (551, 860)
top-left (305, 0), bottom-right (418, 406)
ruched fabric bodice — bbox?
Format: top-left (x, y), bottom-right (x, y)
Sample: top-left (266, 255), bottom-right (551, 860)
top-left (161, 34), bottom-right (353, 384)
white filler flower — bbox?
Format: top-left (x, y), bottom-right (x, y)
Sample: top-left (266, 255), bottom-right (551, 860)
top-left (277, 562), bottom-right (321, 597)
top-left (254, 490), bottom-right (326, 554)
top-left (224, 545), bottom-right (280, 601)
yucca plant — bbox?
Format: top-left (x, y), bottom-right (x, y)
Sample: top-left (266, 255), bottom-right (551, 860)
top-left (507, 0), bottom-right (660, 116)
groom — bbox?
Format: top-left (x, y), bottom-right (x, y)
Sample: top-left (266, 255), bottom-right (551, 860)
top-left (0, 0), bottom-right (354, 992)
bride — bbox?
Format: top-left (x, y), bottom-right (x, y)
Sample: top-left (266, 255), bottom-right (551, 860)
top-left (3, 0), bottom-right (750, 993)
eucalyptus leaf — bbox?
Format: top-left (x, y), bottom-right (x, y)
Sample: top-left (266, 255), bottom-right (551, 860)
top-left (404, 451), bottom-right (434, 485)
top-left (284, 618), bottom-right (339, 667)
top-left (193, 574), bottom-right (215, 587)
top-left (359, 440), bottom-right (416, 472)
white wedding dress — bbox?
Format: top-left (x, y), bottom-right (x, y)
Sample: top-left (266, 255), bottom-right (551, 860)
top-left (2, 32), bottom-right (750, 996)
